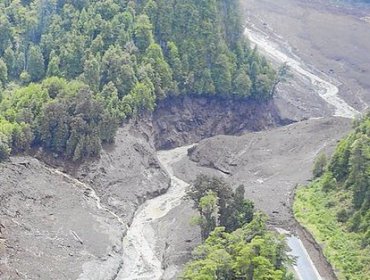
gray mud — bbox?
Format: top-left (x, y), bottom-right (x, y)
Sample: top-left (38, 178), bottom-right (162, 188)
top-left (170, 117), bottom-right (351, 279)
top-left (1, 0), bottom-right (369, 279)
top-left (0, 123), bottom-right (169, 279)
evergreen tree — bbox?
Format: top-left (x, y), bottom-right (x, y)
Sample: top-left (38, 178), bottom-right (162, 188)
top-left (347, 135), bottom-right (370, 209)
top-left (0, 15), bottom-right (11, 55)
top-left (46, 53), bottom-right (61, 77)
top-left (233, 68), bottom-right (252, 97)
top-left (82, 54), bottom-right (101, 92)
top-left (0, 58), bottom-right (8, 88)
top-left (212, 53), bottom-right (232, 94)
top-left (3, 47), bottom-right (15, 79)
top-left (197, 191), bottom-right (220, 241)
top-left (144, 43), bottom-right (173, 98)
top-left (27, 45), bottom-right (45, 82)
top-left (101, 46), bottom-right (137, 98)
top-left (225, 185), bottom-right (254, 232)
top-left (134, 14), bottom-right (154, 52)
top-left (188, 175), bottom-right (255, 236)
top-left (0, 135), bottom-right (10, 161)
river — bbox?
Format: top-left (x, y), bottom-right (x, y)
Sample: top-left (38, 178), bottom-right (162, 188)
top-left (243, 20), bottom-right (361, 279)
top-left (115, 12), bottom-right (362, 280)
top-left (118, 142), bottom-right (326, 280)
top-left (117, 145), bottom-right (193, 280)
top-left (244, 25), bottom-right (360, 119)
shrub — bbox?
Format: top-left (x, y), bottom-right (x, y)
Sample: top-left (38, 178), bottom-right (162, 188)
top-left (312, 153), bottom-right (327, 178)
top-left (321, 172), bottom-right (337, 192)
top-left (336, 209), bottom-right (349, 223)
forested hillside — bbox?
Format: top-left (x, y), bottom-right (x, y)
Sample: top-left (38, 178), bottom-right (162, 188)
top-left (294, 113), bottom-right (370, 280)
top-left (0, 0), bottom-right (277, 162)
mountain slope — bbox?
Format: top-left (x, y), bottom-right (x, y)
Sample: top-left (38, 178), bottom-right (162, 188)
top-left (0, 0), bottom-right (278, 162)
top-left (294, 113), bottom-right (370, 280)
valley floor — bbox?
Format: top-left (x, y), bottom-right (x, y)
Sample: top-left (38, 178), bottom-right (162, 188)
top-left (1, 1), bottom-right (370, 279)
top-left (243, 0), bottom-right (370, 120)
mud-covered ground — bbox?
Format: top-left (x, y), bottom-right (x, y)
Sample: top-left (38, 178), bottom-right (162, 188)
top-left (155, 1), bottom-right (370, 278)
top-left (178, 117), bottom-right (352, 227)
top-left (0, 123), bottom-right (170, 279)
top-left (164, 117), bottom-right (350, 279)
top-left (243, 0), bottom-right (370, 116)
top-left (1, 0), bottom-right (369, 279)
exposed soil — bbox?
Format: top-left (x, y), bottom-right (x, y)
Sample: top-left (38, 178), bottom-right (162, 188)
top-left (243, 0), bottom-right (370, 115)
top-left (0, 97), bottom-right (285, 279)
top-left (184, 117), bottom-right (351, 226)
top-left (168, 117), bottom-right (351, 279)
top-left (1, 1), bottom-right (369, 279)
top-left (0, 157), bottom-right (124, 279)
top-left (0, 123), bottom-right (170, 279)
top-left (152, 96), bottom-right (290, 150)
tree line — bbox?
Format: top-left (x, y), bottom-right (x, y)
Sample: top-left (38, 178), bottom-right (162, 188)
top-left (0, 0), bottom-right (278, 161)
top-left (294, 113), bottom-right (370, 279)
top-left (312, 113), bottom-right (370, 247)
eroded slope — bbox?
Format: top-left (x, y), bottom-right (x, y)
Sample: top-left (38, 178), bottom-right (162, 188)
top-left (0, 123), bottom-right (169, 279)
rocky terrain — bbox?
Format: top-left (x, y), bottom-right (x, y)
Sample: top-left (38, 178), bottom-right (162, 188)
top-left (0, 123), bottom-right (170, 279)
top-left (184, 117), bottom-right (352, 225)
top-left (152, 96), bottom-right (289, 149)
top-left (0, 157), bottom-right (124, 279)
top-left (0, 97), bottom-right (285, 279)
top-left (156, 117), bottom-right (351, 280)
top-left (1, 0), bottom-right (370, 279)
top-left (243, 0), bottom-right (370, 116)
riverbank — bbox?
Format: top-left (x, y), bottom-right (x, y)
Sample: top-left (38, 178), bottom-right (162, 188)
top-left (240, 0), bottom-right (370, 278)
top-left (243, 0), bottom-right (370, 118)
top-left (294, 181), bottom-right (370, 279)
top-left (118, 145), bottom-right (193, 279)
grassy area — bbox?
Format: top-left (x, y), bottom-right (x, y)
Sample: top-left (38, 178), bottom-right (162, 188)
top-left (294, 181), bottom-right (370, 280)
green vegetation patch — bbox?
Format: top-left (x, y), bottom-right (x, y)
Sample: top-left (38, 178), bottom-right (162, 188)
top-left (182, 175), bottom-right (294, 280)
top-left (294, 182), bottom-right (370, 280)
top-left (294, 113), bottom-right (370, 280)
top-left (0, 0), bottom-right (282, 162)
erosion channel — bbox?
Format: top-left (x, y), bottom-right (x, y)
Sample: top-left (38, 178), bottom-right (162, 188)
top-left (118, 8), bottom-right (363, 280)
top-left (118, 145), bottom-right (192, 279)
top-left (120, 140), bottom-right (328, 280)
top-left (1, 1), bottom-right (368, 279)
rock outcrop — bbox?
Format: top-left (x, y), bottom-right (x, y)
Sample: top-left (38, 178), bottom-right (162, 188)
top-left (152, 96), bottom-right (290, 149)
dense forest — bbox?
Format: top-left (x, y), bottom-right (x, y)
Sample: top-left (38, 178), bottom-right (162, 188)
top-left (182, 175), bottom-right (294, 280)
top-left (0, 0), bottom-right (277, 162)
top-left (294, 113), bottom-right (370, 280)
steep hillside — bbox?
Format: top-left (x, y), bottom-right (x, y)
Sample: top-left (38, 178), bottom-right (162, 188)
top-left (0, 0), bottom-right (279, 162)
top-left (294, 113), bottom-right (370, 279)
top-left (152, 96), bottom-right (287, 149)
top-left (0, 122), bottom-right (170, 279)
